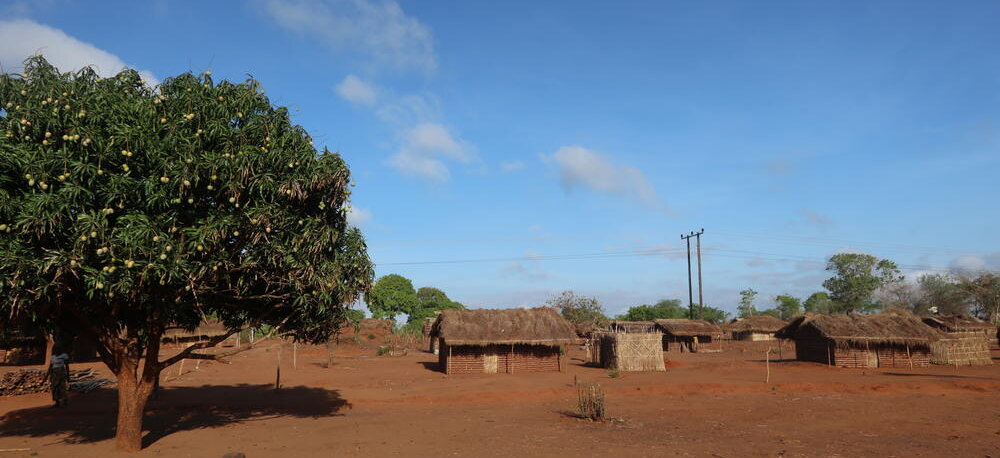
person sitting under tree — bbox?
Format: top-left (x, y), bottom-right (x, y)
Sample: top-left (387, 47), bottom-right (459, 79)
top-left (43, 346), bottom-right (71, 407)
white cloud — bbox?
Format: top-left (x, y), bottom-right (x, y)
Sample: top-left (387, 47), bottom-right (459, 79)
top-left (387, 122), bottom-right (472, 182)
top-left (949, 255), bottom-right (986, 273)
top-left (335, 74), bottom-right (378, 106)
top-left (542, 145), bottom-right (662, 210)
top-left (0, 19), bottom-right (158, 85)
top-left (501, 161), bottom-right (525, 172)
top-left (346, 206), bottom-right (372, 227)
top-left (262, 0), bottom-right (436, 73)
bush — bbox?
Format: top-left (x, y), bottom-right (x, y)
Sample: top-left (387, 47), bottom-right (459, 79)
top-left (367, 333), bottom-right (376, 340)
top-left (576, 383), bottom-right (606, 421)
top-left (375, 345), bottom-right (392, 356)
top-left (607, 369), bottom-right (621, 379)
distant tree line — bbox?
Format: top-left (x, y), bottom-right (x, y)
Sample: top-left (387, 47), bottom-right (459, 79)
top-left (365, 273), bottom-right (465, 334)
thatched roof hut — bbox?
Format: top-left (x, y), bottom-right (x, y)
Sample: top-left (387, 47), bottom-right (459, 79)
top-left (432, 308), bottom-right (577, 374)
top-left (162, 319), bottom-right (231, 343)
top-left (654, 319), bottom-right (721, 337)
top-left (923, 315), bottom-right (995, 366)
top-left (728, 315), bottom-right (786, 341)
top-left (433, 307), bottom-right (578, 345)
top-left (776, 313), bottom-right (945, 368)
top-left (776, 313), bottom-right (943, 348)
top-left (654, 319), bottom-right (723, 352)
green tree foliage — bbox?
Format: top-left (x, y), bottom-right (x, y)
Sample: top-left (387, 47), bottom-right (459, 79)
top-left (770, 294), bottom-right (802, 319)
top-left (366, 274), bottom-right (418, 321)
top-left (822, 253), bottom-right (902, 313)
top-left (0, 57), bottom-right (373, 451)
top-left (803, 291), bottom-right (835, 314)
top-left (698, 304), bottom-right (730, 324)
top-left (616, 299), bottom-right (685, 321)
top-left (400, 286), bottom-right (464, 334)
top-left (915, 274), bottom-right (968, 316)
top-left (547, 290), bottom-right (607, 325)
top-left (737, 288), bottom-right (758, 318)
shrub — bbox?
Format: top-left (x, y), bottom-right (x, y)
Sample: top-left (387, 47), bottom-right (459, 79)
top-left (367, 333), bottom-right (376, 340)
top-left (576, 383), bottom-right (606, 421)
top-left (607, 369), bottom-right (621, 379)
top-left (376, 345), bottom-right (392, 356)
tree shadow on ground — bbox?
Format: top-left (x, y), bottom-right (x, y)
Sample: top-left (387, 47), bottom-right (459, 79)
top-left (0, 384), bottom-right (350, 448)
top-left (880, 372), bottom-right (996, 380)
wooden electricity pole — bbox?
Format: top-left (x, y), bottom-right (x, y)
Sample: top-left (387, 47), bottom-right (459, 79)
top-left (681, 229), bottom-right (705, 320)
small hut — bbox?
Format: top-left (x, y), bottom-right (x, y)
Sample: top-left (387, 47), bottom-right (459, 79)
top-left (727, 315), bottom-right (787, 341)
top-left (591, 332), bottom-right (665, 371)
top-left (606, 320), bottom-right (657, 333)
top-left (162, 320), bottom-right (232, 344)
top-left (433, 307), bottom-right (578, 374)
top-left (654, 319), bottom-right (723, 353)
top-left (775, 313), bottom-right (944, 368)
top-left (923, 315), bottom-right (995, 366)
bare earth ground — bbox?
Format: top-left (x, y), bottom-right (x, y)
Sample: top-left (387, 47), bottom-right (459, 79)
top-left (2, 339), bottom-right (999, 457)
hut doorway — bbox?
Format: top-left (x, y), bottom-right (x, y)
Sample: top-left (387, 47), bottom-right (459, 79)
top-left (484, 351), bottom-right (499, 374)
top-left (866, 350), bottom-right (878, 368)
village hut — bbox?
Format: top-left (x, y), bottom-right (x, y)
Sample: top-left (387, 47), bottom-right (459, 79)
top-left (606, 320), bottom-right (657, 333)
top-left (162, 319), bottom-right (232, 344)
top-left (727, 315), bottom-right (787, 341)
top-left (775, 313), bottom-right (944, 368)
top-left (0, 326), bottom-right (45, 365)
top-left (433, 307), bottom-right (578, 374)
top-left (591, 332), bottom-right (665, 371)
top-left (574, 321), bottom-right (604, 339)
top-left (654, 319), bottom-right (723, 353)
top-left (923, 315), bottom-right (995, 366)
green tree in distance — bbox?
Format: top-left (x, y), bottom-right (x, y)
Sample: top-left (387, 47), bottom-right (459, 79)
top-left (771, 294), bottom-right (802, 319)
top-left (616, 299), bottom-right (685, 321)
top-left (400, 286), bottom-right (464, 333)
top-left (0, 57), bottom-right (373, 451)
top-left (547, 290), bottom-right (607, 325)
top-left (737, 288), bottom-right (758, 318)
top-left (803, 291), bottom-right (835, 314)
top-left (822, 253), bottom-right (902, 313)
top-left (366, 274), bottom-right (418, 321)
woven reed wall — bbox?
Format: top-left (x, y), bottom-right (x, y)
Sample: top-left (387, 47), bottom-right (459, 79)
top-left (595, 333), bottom-right (665, 372)
top-left (439, 343), bottom-right (562, 374)
top-left (930, 331), bottom-right (993, 366)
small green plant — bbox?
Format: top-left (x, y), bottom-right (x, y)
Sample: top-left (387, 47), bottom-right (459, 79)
top-left (376, 345), bottom-right (392, 356)
top-left (576, 383), bottom-right (606, 421)
top-left (607, 369), bottom-right (621, 379)
top-left (367, 333), bottom-right (377, 340)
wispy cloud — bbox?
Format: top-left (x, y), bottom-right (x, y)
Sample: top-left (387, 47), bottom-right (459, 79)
top-left (262, 0), bottom-right (436, 73)
top-left (346, 206), bottom-right (372, 227)
top-left (387, 122), bottom-right (473, 182)
top-left (501, 161), bottom-right (525, 172)
top-left (335, 74), bottom-right (378, 106)
top-left (0, 19), bottom-right (158, 85)
top-left (542, 145), bottom-right (664, 211)
top-left (800, 208), bottom-right (834, 229)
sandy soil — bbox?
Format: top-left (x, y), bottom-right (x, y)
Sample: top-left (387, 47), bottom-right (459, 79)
top-left (1, 339), bottom-right (998, 457)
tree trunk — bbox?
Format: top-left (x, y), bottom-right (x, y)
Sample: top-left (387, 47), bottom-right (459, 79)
top-left (114, 369), bottom-right (156, 452)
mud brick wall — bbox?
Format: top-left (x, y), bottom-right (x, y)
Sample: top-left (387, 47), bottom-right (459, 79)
top-left (733, 331), bottom-right (777, 341)
top-left (662, 335), bottom-right (722, 353)
top-left (793, 338), bottom-right (930, 368)
top-left (439, 343), bottom-right (562, 374)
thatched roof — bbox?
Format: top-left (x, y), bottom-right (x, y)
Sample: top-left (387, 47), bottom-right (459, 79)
top-left (433, 307), bottom-right (578, 345)
top-left (654, 319), bottom-right (721, 337)
top-left (923, 315), bottom-right (997, 332)
top-left (162, 319), bottom-right (230, 341)
top-left (776, 312), bottom-right (945, 348)
top-left (728, 315), bottom-right (787, 333)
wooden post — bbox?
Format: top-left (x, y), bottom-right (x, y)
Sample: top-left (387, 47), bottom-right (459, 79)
top-left (826, 343), bottom-right (832, 366)
top-left (275, 345), bottom-right (282, 390)
top-left (293, 342), bottom-right (297, 370)
top-left (906, 344), bottom-right (913, 370)
top-left (765, 348), bottom-right (770, 384)
top-left (236, 332), bottom-right (240, 348)
top-left (250, 328), bottom-right (255, 344)
top-left (178, 359), bottom-right (184, 376)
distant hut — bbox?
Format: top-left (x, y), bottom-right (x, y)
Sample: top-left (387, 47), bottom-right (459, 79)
top-left (775, 313), bottom-right (944, 368)
top-left (162, 319), bottom-right (231, 344)
top-left (923, 315), bottom-right (995, 366)
top-left (433, 308), bottom-right (578, 374)
top-left (591, 332), bottom-right (665, 371)
top-left (0, 323), bottom-right (45, 365)
top-left (654, 319), bottom-right (723, 353)
top-left (423, 316), bottom-right (438, 354)
top-left (606, 320), bottom-right (656, 333)
top-left (728, 315), bottom-right (787, 341)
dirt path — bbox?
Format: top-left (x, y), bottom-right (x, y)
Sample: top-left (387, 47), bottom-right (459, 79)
top-left (2, 341), bottom-right (998, 457)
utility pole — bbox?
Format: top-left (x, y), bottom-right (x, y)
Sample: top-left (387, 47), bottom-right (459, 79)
top-left (681, 229), bottom-right (705, 320)
top-left (696, 229), bottom-right (704, 319)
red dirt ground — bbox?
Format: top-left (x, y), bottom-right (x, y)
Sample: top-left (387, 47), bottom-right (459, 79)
top-left (2, 339), bottom-right (998, 457)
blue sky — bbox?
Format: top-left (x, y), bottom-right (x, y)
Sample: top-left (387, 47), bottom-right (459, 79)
top-left (2, 0), bottom-right (999, 317)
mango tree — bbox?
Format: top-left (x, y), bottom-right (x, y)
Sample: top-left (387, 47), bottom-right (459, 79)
top-left (0, 57), bottom-right (374, 451)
